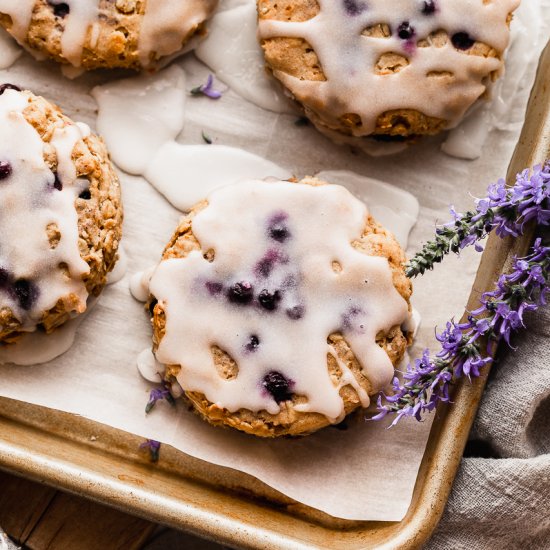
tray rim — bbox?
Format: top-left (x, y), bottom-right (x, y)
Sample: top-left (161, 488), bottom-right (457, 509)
top-left (0, 40), bottom-right (548, 550)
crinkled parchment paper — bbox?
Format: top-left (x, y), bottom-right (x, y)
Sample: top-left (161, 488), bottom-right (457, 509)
top-left (0, 1), bottom-right (548, 521)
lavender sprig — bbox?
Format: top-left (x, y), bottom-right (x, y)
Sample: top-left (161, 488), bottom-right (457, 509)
top-left (190, 74), bottom-right (222, 100)
top-left (140, 439), bottom-right (161, 462)
top-left (375, 238), bottom-right (550, 425)
top-left (406, 163), bottom-right (550, 278)
top-left (145, 383), bottom-right (175, 414)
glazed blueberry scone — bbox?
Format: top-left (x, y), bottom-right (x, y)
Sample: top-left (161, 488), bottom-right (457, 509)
top-left (146, 177), bottom-right (412, 437)
top-left (0, 0), bottom-right (219, 70)
top-left (0, 85), bottom-right (122, 344)
top-left (257, 0), bottom-right (520, 142)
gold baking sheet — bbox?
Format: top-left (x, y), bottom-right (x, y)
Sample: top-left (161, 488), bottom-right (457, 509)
top-left (0, 41), bottom-right (548, 550)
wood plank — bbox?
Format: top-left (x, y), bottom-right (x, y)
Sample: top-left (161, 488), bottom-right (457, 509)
top-left (24, 491), bottom-right (156, 550)
top-left (0, 470), bottom-right (56, 544)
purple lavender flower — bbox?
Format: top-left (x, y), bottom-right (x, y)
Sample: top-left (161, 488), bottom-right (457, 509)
top-left (145, 384), bottom-right (175, 414)
top-left (140, 439), bottom-right (161, 462)
top-left (190, 74), bottom-right (222, 99)
top-left (375, 238), bottom-right (550, 424)
top-left (407, 162), bottom-right (550, 277)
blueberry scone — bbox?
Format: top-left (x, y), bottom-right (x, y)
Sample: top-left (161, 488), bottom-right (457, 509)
top-left (257, 0), bottom-right (520, 143)
top-left (0, 85), bottom-right (122, 345)
top-left (146, 177), bottom-right (412, 437)
top-left (0, 0), bottom-right (219, 70)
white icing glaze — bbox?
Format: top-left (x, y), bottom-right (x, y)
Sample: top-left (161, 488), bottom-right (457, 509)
top-left (148, 179), bottom-right (410, 420)
top-left (0, 89), bottom-right (90, 336)
top-left (195, 1), bottom-right (293, 114)
top-left (92, 66), bottom-right (291, 211)
top-left (0, 308), bottom-right (80, 365)
top-left (258, 0), bottom-right (520, 136)
top-left (442, 0), bottom-right (539, 159)
top-left (145, 143), bottom-right (291, 211)
top-left (91, 66), bottom-right (186, 175)
top-left (130, 268), bottom-right (155, 303)
top-left (0, 297), bottom-right (99, 366)
top-left (107, 244), bottom-right (127, 285)
top-left (316, 170), bottom-right (419, 248)
top-left (0, 0), bottom-right (218, 68)
top-left (137, 348), bottom-right (163, 383)
top-left (0, 27), bottom-right (22, 70)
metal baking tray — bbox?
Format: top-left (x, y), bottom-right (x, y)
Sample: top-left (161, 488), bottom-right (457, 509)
top-left (0, 42), bottom-right (548, 550)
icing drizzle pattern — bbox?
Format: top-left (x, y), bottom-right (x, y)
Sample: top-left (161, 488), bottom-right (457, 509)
top-left (149, 180), bottom-right (410, 421)
top-left (0, 0), bottom-right (218, 68)
top-left (0, 89), bottom-right (90, 333)
top-left (258, 0), bottom-right (521, 135)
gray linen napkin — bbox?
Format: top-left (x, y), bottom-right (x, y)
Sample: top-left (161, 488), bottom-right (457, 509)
top-left (427, 301), bottom-right (550, 548)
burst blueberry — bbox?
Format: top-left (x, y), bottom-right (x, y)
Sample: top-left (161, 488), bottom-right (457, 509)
top-left (0, 161), bottom-right (12, 180)
top-left (342, 0), bottom-right (368, 16)
top-left (255, 250), bottom-right (281, 278)
top-left (452, 32), bottom-right (475, 50)
top-left (12, 279), bottom-right (39, 311)
top-left (258, 289), bottom-right (282, 311)
top-left (262, 371), bottom-right (293, 403)
top-left (205, 281), bottom-right (223, 295)
top-left (79, 189), bottom-right (91, 200)
top-left (227, 281), bottom-right (254, 304)
top-left (286, 305), bottom-right (305, 320)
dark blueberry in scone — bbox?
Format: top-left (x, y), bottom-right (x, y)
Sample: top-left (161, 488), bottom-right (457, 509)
top-left (452, 32), bottom-right (476, 50)
top-left (148, 298), bottom-right (158, 317)
top-left (258, 289), bottom-right (282, 311)
top-left (0, 161), bottom-right (12, 180)
top-left (245, 334), bottom-right (260, 352)
top-left (421, 0), bottom-right (437, 15)
top-left (11, 279), bottom-right (39, 311)
top-left (397, 22), bottom-right (415, 40)
top-left (0, 268), bottom-right (10, 287)
top-left (0, 84), bottom-right (21, 96)
top-left (53, 172), bottom-right (63, 191)
top-left (269, 224), bottom-right (290, 243)
top-left (227, 281), bottom-right (254, 304)
top-left (48, 1), bottom-right (70, 18)
top-left (262, 371), bottom-right (293, 403)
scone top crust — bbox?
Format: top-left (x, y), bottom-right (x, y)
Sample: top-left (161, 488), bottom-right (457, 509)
top-left (0, 0), bottom-right (219, 70)
top-left (258, 0), bottom-right (520, 139)
top-left (149, 178), bottom-right (412, 437)
top-left (0, 86), bottom-right (122, 343)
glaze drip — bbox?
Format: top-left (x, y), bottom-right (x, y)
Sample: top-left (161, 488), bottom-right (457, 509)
top-left (149, 179), bottom-right (410, 421)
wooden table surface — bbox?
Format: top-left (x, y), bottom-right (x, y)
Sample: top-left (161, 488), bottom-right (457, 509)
top-left (0, 470), bottom-right (221, 550)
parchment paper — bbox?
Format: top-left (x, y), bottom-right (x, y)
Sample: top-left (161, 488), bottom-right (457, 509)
top-left (0, 2), bottom-right (548, 522)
